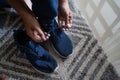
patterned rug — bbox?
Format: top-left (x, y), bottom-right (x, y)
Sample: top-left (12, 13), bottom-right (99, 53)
top-left (0, 0), bottom-right (119, 80)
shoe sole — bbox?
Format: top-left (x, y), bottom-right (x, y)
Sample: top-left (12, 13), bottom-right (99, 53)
top-left (29, 60), bottom-right (59, 75)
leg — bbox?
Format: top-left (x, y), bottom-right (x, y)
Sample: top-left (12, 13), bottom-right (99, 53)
top-left (31, 0), bottom-right (58, 24)
top-left (31, 0), bottom-right (73, 58)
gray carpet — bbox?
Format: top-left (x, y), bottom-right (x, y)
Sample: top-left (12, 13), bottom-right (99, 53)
top-left (0, 0), bottom-right (119, 80)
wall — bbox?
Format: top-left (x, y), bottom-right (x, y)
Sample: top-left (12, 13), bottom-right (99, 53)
top-left (75, 0), bottom-right (120, 76)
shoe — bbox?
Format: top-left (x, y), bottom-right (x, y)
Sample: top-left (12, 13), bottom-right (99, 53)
top-left (41, 20), bottom-right (73, 58)
top-left (13, 30), bottom-right (58, 73)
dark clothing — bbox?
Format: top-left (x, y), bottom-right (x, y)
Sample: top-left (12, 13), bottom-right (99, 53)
top-left (0, 0), bottom-right (11, 7)
top-left (0, 0), bottom-right (58, 24)
top-left (31, 0), bottom-right (58, 24)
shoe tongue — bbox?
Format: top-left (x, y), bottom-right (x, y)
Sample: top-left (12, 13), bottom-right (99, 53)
top-left (41, 23), bottom-right (53, 33)
top-left (41, 20), bottom-right (61, 34)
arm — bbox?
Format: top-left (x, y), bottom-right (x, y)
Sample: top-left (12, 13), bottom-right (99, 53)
top-left (7, 0), bottom-right (34, 22)
top-left (7, 0), bottom-right (47, 42)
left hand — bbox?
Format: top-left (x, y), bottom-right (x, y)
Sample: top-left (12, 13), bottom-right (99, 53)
top-left (58, 1), bottom-right (72, 31)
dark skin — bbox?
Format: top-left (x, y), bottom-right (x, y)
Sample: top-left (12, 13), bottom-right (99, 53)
top-left (0, 74), bottom-right (8, 80)
top-left (58, 0), bottom-right (72, 30)
top-left (7, 0), bottom-right (72, 42)
top-left (0, 1), bottom-right (72, 79)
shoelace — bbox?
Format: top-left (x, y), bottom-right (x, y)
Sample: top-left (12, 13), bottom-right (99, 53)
top-left (42, 21), bottom-right (63, 37)
top-left (47, 27), bottom-right (62, 36)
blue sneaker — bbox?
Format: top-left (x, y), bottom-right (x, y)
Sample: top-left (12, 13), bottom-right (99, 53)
top-left (41, 20), bottom-right (73, 58)
top-left (13, 30), bottom-right (58, 73)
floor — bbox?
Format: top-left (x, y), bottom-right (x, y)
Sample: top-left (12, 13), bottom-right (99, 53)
top-left (75, 0), bottom-right (120, 76)
top-left (0, 0), bottom-right (119, 80)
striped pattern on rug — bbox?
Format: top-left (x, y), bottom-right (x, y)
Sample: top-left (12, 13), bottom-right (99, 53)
top-left (0, 0), bottom-right (119, 80)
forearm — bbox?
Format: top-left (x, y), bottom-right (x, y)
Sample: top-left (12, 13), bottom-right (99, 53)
top-left (7, 0), bottom-right (35, 19)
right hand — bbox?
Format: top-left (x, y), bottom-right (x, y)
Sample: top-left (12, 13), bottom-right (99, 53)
top-left (22, 15), bottom-right (50, 42)
top-left (7, 0), bottom-right (50, 42)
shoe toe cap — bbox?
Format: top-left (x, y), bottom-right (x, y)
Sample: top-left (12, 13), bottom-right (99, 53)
top-left (35, 60), bottom-right (58, 73)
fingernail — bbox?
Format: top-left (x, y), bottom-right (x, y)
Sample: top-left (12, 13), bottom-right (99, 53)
top-left (46, 36), bottom-right (49, 39)
top-left (62, 28), bottom-right (65, 31)
top-left (47, 34), bottom-right (50, 37)
top-left (67, 24), bottom-right (71, 28)
top-left (66, 28), bottom-right (69, 31)
top-left (42, 36), bottom-right (46, 41)
top-left (43, 38), bottom-right (46, 41)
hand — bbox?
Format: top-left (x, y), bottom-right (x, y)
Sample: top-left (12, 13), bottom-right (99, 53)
top-left (58, 1), bottom-right (72, 31)
top-left (22, 15), bottom-right (50, 42)
top-left (7, 0), bottom-right (50, 42)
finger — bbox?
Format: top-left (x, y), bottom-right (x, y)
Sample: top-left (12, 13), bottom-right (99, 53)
top-left (61, 18), bottom-right (65, 27)
top-left (65, 15), bottom-right (69, 26)
top-left (44, 32), bottom-right (48, 36)
top-left (62, 28), bottom-right (66, 31)
top-left (44, 32), bottom-right (50, 40)
top-left (59, 17), bottom-right (64, 27)
top-left (65, 28), bottom-right (69, 31)
top-left (67, 23), bottom-right (72, 28)
top-left (69, 13), bottom-right (72, 24)
top-left (58, 15), bottom-right (63, 27)
top-left (26, 29), bottom-right (42, 42)
top-left (47, 33), bottom-right (50, 37)
top-left (58, 19), bottom-right (62, 27)
top-left (46, 36), bottom-right (49, 40)
top-left (36, 27), bottom-right (46, 41)
top-left (33, 30), bottom-right (43, 42)
top-left (65, 13), bottom-right (72, 28)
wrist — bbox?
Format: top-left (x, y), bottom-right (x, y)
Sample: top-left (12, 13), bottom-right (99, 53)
top-left (59, 0), bottom-right (68, 7)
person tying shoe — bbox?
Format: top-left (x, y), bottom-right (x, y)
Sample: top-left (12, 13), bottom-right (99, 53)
top-left (7, 0), bottom-right (73, 73)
